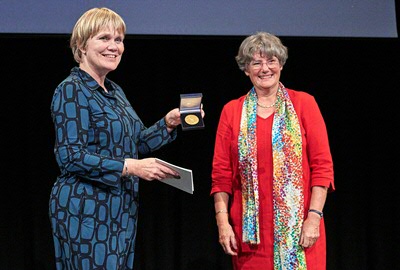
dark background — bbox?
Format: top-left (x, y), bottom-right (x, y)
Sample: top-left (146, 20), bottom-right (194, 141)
top-left (1, 8), bottom-right (399, 270)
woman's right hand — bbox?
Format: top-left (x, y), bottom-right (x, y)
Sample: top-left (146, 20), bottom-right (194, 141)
top-left (124, 158), bottom-right (180, 181)
top-left (218, 222), bottom-right (238, 255)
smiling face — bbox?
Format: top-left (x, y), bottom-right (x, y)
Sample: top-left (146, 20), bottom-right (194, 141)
top-left (245, 52), bottom-right (282, 93)
top-left (79, 27), bottom-right (125, 79)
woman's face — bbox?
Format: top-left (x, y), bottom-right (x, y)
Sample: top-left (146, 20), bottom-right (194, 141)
top-left (80, 27), bottom-right (125, 77)
top-left (245, 53), bottom-right (282, 93)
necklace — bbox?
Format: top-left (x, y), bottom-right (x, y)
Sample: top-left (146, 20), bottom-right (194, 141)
top-left (257, 101), bottom-right (276, 108)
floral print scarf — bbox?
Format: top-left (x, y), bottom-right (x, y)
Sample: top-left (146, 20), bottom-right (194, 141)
top-left (238, 84), bottom-right (306, 269)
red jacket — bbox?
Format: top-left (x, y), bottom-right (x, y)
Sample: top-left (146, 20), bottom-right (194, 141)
top-left (211, 88), bottom-right (335, 256)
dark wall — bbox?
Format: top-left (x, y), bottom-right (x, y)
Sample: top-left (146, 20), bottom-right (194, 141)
top-left (1, 33), bottom-right (399, 270)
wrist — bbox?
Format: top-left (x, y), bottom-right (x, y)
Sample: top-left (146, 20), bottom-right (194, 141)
top-left (123, 160), bottom-right (129, 177)
top-left (308, 209), bottom-right (323, 218)
top-left (215, 209), bottom-right (228, 215)
top-left (165, 117), bottom-right (177, 129)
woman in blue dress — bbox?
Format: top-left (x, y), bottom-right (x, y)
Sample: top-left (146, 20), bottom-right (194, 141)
top-left (49, 7), bottom-right (192, 269)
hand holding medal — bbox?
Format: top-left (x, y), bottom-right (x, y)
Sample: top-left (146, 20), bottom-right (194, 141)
top-left (180, 93), bottom-right (205, 131)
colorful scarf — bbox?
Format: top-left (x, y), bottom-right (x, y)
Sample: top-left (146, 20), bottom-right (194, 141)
top-left (238, 84), bottom-right (306, 269)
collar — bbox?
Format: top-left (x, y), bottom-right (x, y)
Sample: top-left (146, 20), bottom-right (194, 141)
top-left (71, 67), bottom-right (117, 99)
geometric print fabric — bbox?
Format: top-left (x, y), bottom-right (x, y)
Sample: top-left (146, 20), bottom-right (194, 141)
top-left (49, 67), bottom-right (175, 269)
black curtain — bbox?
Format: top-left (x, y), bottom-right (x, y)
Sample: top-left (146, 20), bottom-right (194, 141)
top-left (1, 30), bottom-right (399, 270)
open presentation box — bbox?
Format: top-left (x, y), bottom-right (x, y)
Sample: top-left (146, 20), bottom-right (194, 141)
top-left (180, 93), bottom-right (204, 131)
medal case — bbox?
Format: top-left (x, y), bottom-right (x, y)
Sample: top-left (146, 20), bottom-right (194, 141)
top-left (180, 93), bottom-right (204, 131)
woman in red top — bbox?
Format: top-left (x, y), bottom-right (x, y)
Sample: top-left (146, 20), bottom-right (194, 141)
top-left (211, 32), bottom-right (335, 270)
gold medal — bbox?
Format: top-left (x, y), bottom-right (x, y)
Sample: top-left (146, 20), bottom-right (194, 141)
top-left (184, 114), bottom-right (199, 125)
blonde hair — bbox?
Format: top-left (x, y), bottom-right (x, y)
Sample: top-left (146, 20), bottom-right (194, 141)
top-left (70, 7), bottom-right (126, 63)
top-left (235, 32), bottom-right (288, 71)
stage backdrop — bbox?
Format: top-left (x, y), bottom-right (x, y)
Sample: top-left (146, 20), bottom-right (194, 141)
top-left (0, 2), bottom-right (399, 270)
top-left (0, 0), bottom-right (397, 37)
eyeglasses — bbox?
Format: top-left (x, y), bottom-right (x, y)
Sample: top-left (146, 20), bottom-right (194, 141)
top-left (249, 58), bottom-right (280, 70)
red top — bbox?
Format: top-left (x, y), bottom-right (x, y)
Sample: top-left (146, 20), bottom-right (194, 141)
top-left (211, 89), bottom-right (335, 269)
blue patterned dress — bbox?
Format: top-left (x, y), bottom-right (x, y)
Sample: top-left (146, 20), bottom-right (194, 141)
top-left (49, 67), bottom-right (176, 269)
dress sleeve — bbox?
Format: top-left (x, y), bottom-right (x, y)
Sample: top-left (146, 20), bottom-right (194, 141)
top-left (301, 95), bottom-right (335, 191)
top-left (136, 117), bottom-right (177, 155)
top-left (211, 104), bottom-right (234, 195)
top-left (51, 81), bottom-right (124, 187)
top-left (114, 86), bottom-right (177, 155)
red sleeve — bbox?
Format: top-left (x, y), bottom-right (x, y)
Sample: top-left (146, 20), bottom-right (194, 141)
top-left (210, 102), bottom-right (236, 195)
top-left (298, 93), bottom-right (335, 191)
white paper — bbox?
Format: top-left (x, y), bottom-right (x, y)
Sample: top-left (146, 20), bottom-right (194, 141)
top-left (155, 158), bottom-right (194, 194)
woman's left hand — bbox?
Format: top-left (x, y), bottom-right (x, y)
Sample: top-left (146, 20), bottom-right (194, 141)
top-left (164, 104), bottom-right (205, 130)
top-left (299, 215), bottom-right (321, 248)
top-left (165, 108), bottom-right (181, 129)
top-left (200, 103), bottom-right (205, 118)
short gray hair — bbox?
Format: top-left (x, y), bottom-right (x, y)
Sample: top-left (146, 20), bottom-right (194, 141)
top-left (235, 32), bottom-right (288, 71)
